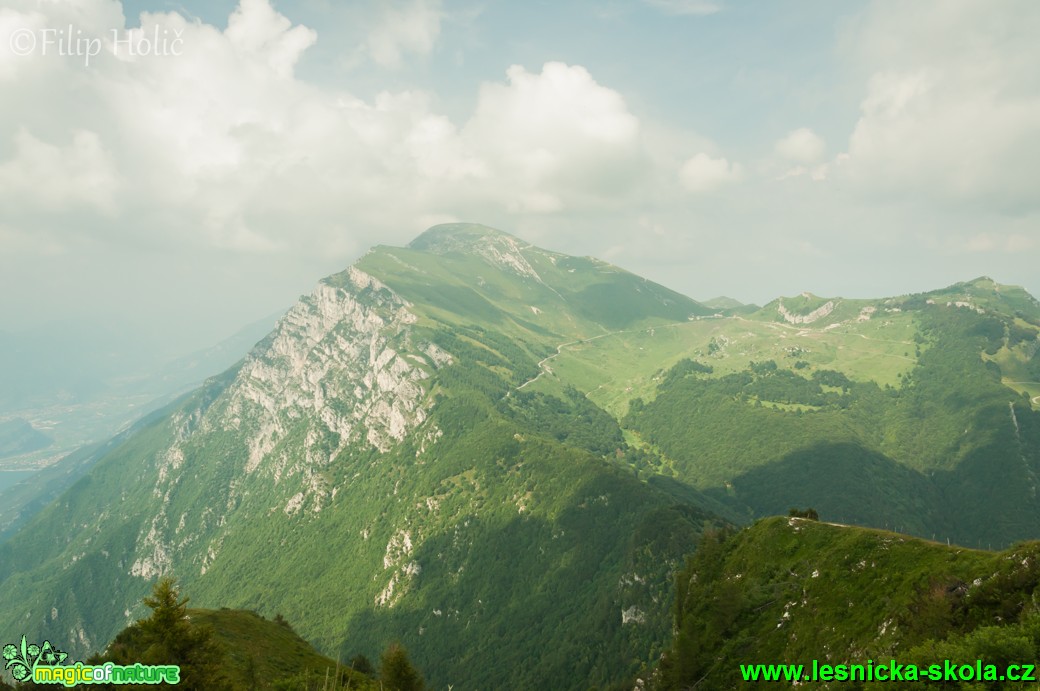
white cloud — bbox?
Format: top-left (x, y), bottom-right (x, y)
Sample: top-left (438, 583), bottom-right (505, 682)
top-left (0, 8), bottom-right (42, 80)
top-left (838, 0), bottom-right (1040, 212)
top-left (0, 0), bottom-right (650, 261)
top-left (775, 127), bottom-right (825, 164)
top-left (461, 62), bottom-right (643, 212)
top-left (0, 128), bottom-right (119, 213)
top-left (643, 0), bottom-right (721, 16)
top-left (225, 0), bottom-right (317, 78)
top-left (366, 0), bottom-right (442, 69)
top-left (678, 153), bottom-right (742, 193)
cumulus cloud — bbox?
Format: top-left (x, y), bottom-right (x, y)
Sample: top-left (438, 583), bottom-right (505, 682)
top-left (461, 62), bottom-right (643, 212)
top-left (0, 129), bottom-right (119, 214)
top-left (225, 0), bottom-right (317, 78)
top-left (678, 153), bottom-right (742, 193)
top-left (0, 0), bottom-right (651, 262)
top-left (775, 128), bottom-right (825, 164)
top-left (838, 0), bottom-right (1040, 212)
top-left (365, 0), bottom-right (442, 69)
top-left (0, 0), bottom-right (674, 348)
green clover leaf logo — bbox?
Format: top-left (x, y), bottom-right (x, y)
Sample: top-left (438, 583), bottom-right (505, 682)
top-left (3, 635), bottom-right (70, 682)
top-left (1, 643), bottom-right (17, 661)
top-left (9, 662), bottom-right (29, 681)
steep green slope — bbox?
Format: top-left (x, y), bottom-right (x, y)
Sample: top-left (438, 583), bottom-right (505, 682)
top-left (362, 222), bottom-right (711, 335)
top-left (654, 517), bottom-right (1040, 690)
top-left (0, 399), bottom-right (188, 542)
top-left (0, 224), bottom-right (724, 691)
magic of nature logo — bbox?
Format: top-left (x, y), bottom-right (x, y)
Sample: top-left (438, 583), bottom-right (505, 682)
top-left (3, 635), bottom-right (180, 686)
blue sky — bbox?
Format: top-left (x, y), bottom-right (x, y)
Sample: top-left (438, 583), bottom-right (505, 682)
top-left (0, 0), bottom-right (1037, 357)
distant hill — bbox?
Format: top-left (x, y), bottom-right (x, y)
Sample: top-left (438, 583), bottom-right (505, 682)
top-left (701, 295), bottom-right (746, 310)
top-left (0, 418), bottom-right (51, 459)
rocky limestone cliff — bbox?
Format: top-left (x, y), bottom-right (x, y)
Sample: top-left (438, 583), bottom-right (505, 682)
top-left (777, 298), bottom-right (837, 325)
top-left (130, 265), bottom-right (450, 581)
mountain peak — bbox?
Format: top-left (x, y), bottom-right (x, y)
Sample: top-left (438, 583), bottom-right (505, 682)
top-left (702, 296), bottom-right (745, 310)
top-left (407, 223), bottom-right (520, 253)
top-left (402, 222), bottom-right (551, 283)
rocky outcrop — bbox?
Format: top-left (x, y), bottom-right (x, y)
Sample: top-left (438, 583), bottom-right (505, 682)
top-left (131, 264), bottom-right (452, 581)
top-left (777, 298), bottom-right (836, 325)
top-left (229, 266), bottom-right (431, 467)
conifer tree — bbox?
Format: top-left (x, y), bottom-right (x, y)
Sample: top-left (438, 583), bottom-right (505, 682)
top-left (104, 576), bottom-right (233, 691)
top-left (379, 643), bottom-right (425, 691)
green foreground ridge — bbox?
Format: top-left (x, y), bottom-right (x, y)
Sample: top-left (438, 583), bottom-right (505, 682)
top-left (656, 516), bottom-right (1040, 690)
top-left (1, 223), bottom-right (1039, 689)
top-left (1, 577), bottom-right (422, 690)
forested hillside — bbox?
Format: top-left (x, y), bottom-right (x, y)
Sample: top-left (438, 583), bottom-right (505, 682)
top-left (623, 297), bottom-right (1040, 548)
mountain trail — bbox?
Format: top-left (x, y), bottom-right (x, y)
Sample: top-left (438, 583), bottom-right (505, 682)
top-left (515, 320), bottom-right (693, 391)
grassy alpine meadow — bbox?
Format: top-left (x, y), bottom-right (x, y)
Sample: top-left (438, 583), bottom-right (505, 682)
top-left (532, 307), bottom-right (923, 417)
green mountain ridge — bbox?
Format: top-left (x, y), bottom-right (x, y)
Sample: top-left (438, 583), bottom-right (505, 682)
top-left (655, 517), bottom-right (1040, 690)
top-left (1, 223), bottom-right (1039, 689)
top-left (94, 606), bottom-right (379, 690)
